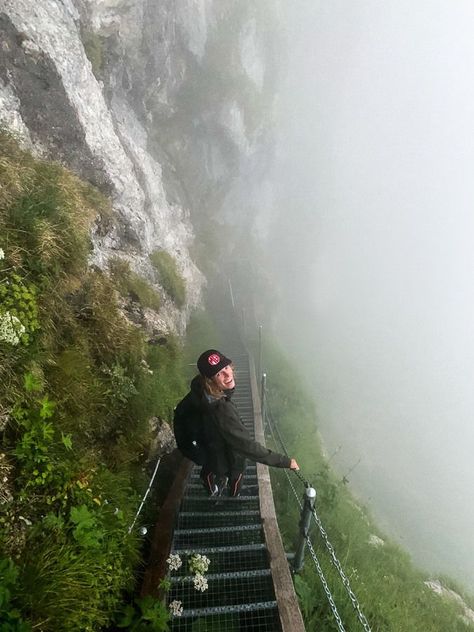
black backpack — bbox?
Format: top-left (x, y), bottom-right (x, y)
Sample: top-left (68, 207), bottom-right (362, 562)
top-left (173, 392), bottom-right (207, 465)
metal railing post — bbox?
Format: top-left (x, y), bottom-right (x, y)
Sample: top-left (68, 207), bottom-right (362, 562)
top-left (228, 277), bottom-right (235, 311)
top-left (260, 373), bottom-right (267, 427)
top-left (258, 324), bottom-right (263, 379)
top-left (293, 486), bottom-right (317, 573)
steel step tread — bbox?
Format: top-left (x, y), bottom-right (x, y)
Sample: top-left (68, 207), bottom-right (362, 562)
top-left (170, 568), bottom-right (272, 583)
top-left (188, 471), bottom-right (255, 483)
top-left (185, 483), bottom-right (257, 491)
top-left (182, 495), bottom-right (259, 502)
top-left (175, 524), bottom-right (261, 536)
top-left (175, 601), bottom-right (278, 619)
top-left (172, 543), bottom-right (266, 556)
top-left (179, 510), bottom-right (260, 518)
top-left (169, 337), bottom-right (286, 631)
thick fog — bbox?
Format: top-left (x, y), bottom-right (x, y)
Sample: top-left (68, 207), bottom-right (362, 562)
top-left (270, 1), bottom-right (474, 588)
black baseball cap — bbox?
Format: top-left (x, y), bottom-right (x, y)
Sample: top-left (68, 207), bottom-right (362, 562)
top-left (197, 349), bottom-right (232, 378)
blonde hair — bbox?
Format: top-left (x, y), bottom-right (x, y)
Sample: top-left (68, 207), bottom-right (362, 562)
top-left (199, 362), bottom-right (235, 399)
top-left (201, 375), bottom-right (225, 399)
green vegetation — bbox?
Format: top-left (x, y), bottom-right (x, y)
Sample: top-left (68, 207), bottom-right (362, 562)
top-left (110, 257), bottom-right (161, 311)
top-left (81, 29), bottom-right (106, 77)
top-left (183, 305), bottom-right (225, 372)
top-left (0, 132), bottom-right (187, 630)
top-left (150, 250), bottom-right (186, 308)
top-left (115, 595), bottom-right (171, 631)
top-left (256, 337), bottom-right (474, 631)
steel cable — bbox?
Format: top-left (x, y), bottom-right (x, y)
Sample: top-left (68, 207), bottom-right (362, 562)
top-left (263, 387), bottom-right (373, 632)
top-left (229, 288), bottom-right (372, 631)
top-left (128, 455), bottom-right (161, 534)
top-left (264, 404), bottom-right (347, 629)
top-left (306, 537), bottom-right (347, 632)
top-left (310, 505), bottom-right (373, 632)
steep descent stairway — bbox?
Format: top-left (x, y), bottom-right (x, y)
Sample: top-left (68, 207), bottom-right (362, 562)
top-left (142, 289), bottom-right (305, 631)
top-left (167, 350), bottom-right (285, 631)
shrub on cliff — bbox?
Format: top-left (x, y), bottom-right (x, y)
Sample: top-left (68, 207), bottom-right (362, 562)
top-left (0, 132), bottom-right (185, 630)
top-left (150, 249), bottom-right (186, 308)
top-left (109, 257), bottom-right (161, 312)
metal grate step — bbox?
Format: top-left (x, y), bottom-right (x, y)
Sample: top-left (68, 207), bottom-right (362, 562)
top-left (174, 524), bottom-right (263, 549)
top-left (166, 338), bottom-right (285, 632)
top-left (169, 602), bottom-right (281, 632)
top-left (191, 465), bottom-right (256, 476)
top-left (171, 544), bottom-right (270, 574)
top-left (169, 570), bottom-right (274, 609)
top-left (177, 510), bottom-right (261, 529)
top-left (180, 496), bottom-right (260, 513)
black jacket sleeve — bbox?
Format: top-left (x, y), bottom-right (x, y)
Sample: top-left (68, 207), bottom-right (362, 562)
top-left (212, 399), bottom-right (291, 468)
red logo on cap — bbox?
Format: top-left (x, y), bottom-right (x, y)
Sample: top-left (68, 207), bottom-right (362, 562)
top-left (208, 353), bottom-right (220, 366)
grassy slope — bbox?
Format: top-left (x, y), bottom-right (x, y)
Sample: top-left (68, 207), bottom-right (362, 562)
top-left (0, 133), bottom-right (188, 631)
top-left (256, 338), bottom-right (474, 631)
top-left (2, 125), bottom-right (472, 630)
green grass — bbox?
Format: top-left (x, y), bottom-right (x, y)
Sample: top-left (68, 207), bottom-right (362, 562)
top-left (109, 257), bottom-right (161, 311)
top-left (258, 336), bottom-right (474, 631)
top-left (183, 306), bottom-right (226, 377)
top-left (81, 29), bottom-right (105, 77)
top-left (150, 250), bottom-right (186, 308)
top-left (0, 132), bottom-right (186, 630)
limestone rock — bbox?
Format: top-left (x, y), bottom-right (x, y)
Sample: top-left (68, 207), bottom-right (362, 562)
top-left (0, 0), bottom-right (278, 334)
top-left (0, 0), bottom-right (204, 335)
top-left (425, 579), bottom-right (474, 624)
top-left (148, 417), bottom-right (177, 459)
top-left (368, 534), bottom-right (385, 548)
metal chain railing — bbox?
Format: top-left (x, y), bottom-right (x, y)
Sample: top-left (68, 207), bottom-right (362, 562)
top-left (310, 505), bottom-right (373, 632)
top-left (306, 537), bottom-right (347, 632)
top-left (265, 407), bottom-right (348, 629)
top-left (227, 282), bottom-right (373, 631)
top-left (263, 386), bottom-right (373, 632)
top-left (128, 455), bottom-right (162, 534)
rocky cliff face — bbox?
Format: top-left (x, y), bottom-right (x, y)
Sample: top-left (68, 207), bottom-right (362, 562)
top-left (0, 0), bottom-right (279, 332)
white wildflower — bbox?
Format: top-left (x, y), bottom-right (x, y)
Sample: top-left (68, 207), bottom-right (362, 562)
top-left (0, 409), bottom-right (9, 433)
top-left (167, 553), bottom-right (182, 571)
top-left (193, 573), bottom-right (208, 592)
top-left (0, 312), bottom-right (25, 346)
top-left (141, 359), bottom-right (153, 374)
top-left (0, 453), bottom-right (13, 504)
top-left (169, 600), bottom-right (183, 617)
top-left (0, 248), bottom-right (4, 260)
top-left (189, 553), bottom-right (210, 574)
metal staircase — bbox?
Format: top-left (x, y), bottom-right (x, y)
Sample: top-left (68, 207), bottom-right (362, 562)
top-left (168, 351), bottom-right (284, 630)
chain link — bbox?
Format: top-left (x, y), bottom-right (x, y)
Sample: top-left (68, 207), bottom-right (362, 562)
top-left (264, 389), bottom-right (373, 632)
top-left (283, 467), bottom-right (303, 509)
top-left (238, 291), bottom-right (372, 630)
top-left (310, 506), bottom-right (373, 632)
top-left (279, 465), bottom-right (348, 631)
top-left (306, 536), bottom-right (347, 632)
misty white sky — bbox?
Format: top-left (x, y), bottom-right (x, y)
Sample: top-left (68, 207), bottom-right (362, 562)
top-left (271, 1), bottom-right (474, 588)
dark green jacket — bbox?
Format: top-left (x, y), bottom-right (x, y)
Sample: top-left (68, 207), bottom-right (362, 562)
top-left (191, 376), bottom-right (291, 475)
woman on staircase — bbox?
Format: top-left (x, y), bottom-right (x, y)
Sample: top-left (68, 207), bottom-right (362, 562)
top-left (174, 348), bottom-right (299, 497)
